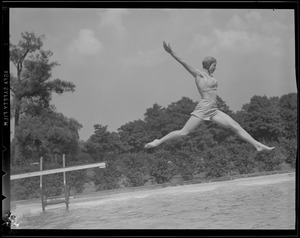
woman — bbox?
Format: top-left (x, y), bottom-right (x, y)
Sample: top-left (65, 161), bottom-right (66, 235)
top-left (145, 41), bottom-right (275, 152)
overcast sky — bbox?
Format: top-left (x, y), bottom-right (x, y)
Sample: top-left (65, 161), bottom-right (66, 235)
top-left (9, 8), bottom-right (296, 141)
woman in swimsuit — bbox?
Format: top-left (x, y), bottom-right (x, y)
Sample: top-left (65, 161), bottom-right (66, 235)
top-left (145, 42), bottom-right (275, 152)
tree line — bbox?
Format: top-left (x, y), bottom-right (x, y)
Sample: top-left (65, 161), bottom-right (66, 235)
top-left (10, 32), bottom-right (297, 200)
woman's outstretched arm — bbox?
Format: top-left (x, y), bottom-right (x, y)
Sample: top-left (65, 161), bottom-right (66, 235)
top-left (163, 41), bottom-right (199, 78)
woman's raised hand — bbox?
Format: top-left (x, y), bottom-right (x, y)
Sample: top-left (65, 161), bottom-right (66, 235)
top-left (163, 41), bottom-right (173, 54)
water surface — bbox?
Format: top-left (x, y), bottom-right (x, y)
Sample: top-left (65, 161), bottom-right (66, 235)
top-left (14, 173), bottom-right (295, 229)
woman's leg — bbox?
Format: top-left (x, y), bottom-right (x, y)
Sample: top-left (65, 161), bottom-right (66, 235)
top-left (211, 111), bottom-right (275, 152)
top-left (144, 116), bottom-right (203, 149)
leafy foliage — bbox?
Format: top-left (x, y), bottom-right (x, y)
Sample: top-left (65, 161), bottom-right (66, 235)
top-left (16, 109), bottom-right (82, 161)
top-left (10, 32), bottom-right (76, 165)
top-left (86, 124), bottom-right (120, 160)
top-left (278, 93), bottom-right (297, 140)
top-left (278, 138), bottom-right (297, 168)
top-left (89, 92), bottom-right (297, 192)
top-left (239, 96), bottom-right (284, 142)
top-left (226, 143), bottom-right (256, 174)
top-left (149, 150), bottom-right (178, 184)
top-left (118, 120), bottom-right (148, 153)
top-left (203, 146), bottom-right (232, 178)
top-left (10, 164), bottom-right (40, 200)
top-left (93, 157), bottom-right (122, 190)
top-left (119, 153), bottom-right (150, 187)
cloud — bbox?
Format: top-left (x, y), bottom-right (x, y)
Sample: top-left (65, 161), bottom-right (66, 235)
top-left (67, 29), bottom-right (103, 56)
top-left (213, 29), bottom-right (262, 53)
top-left (212, 29), bottom-right (283, 56)
top-left (190, 11), bottom-right (285, 57)
top-left (98, 9), bottom-right (129, 38)
top-left (120, 48), bottom-right (166, 68)
top-left (163, 9), bottom-right (215, 40)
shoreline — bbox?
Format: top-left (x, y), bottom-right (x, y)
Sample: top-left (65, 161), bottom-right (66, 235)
top-left (12, 169), bottom-right (295, 204)
top-left (71, 168), bottom-right (296, 199)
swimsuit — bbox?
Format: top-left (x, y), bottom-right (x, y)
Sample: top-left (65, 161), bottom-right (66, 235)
top-left (191, 72), bottom-right (221, 121)
top-left (191, 98), bottom-right (220, 120)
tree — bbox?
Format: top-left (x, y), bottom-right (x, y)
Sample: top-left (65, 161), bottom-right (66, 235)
top-left (226, 143), bottom-right (256, 174)
top-left (11, 110), bottom-right (85, 200)
top-left (93, 154), bottom-right (122, 191)
top-left (203, 146), bottom-right (232, 178)
top-left (163, 97), bottom-right (197, 133)
top-left (279, 138), bottom-right (297, 168)
top-left (239, 95), bottom-right (283, 142)
top-left (253, 149), bottom-right (282, 172)
top-left (149, 150), bottom-right (177, 184)
top-left (10, 32), bottom-right (75, 164)
top-left (86, 124), bottom-right (119, 161)
top-left (144, 103), bottom-right (168, 139)
top-left (118, 120), bottom-right (148, 153)
top-left (145, 97), bottom-right (199, 152)
top-left (119, 153), bottom-right (150, 187)
top-left (173, 150), bottom-right (203, 181)
top-left (278, 93), bottom-right (297, 139)
top-left (16, 109), bottom-right (82, 163)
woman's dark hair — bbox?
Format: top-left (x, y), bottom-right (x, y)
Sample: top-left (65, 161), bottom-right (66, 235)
top-left (202, 56), bottom-right (217, 69)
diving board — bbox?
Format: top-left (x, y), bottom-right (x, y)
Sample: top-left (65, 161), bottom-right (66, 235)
top-left (11, 155), bottom-right (106, 212)
top-left (10, 162), bottom-right (106, 180)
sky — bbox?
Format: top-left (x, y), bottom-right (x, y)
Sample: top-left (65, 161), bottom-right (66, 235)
top-left (9, 8), bottom-right (297, 141)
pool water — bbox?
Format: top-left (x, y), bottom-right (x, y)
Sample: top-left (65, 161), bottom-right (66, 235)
top-left (14, 173), bottom-right (295, 229)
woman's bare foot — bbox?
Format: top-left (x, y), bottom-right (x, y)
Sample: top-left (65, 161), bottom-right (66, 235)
top-left (256, 143), bottom-right (275, 152)
top-left (144, 139), bottom-right (161, 149)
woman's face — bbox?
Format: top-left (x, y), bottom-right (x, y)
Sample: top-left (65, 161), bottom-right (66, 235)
top-left (208, 63), bottom-right (217, 74)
